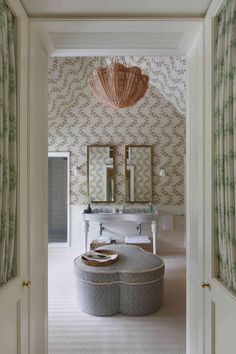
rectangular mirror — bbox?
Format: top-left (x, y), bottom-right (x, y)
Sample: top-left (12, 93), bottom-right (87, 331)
top-left (125, 145), bottom-right (153, 203)
top-left (87, 145), bottom-right (115, 203)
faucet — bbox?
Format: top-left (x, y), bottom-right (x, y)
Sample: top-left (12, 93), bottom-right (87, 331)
top-left (99, 223), bottom-right (105, 236)
top-left (137, 223), bottom-right (142, 236)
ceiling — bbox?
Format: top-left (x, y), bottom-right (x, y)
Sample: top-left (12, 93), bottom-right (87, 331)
top-left (21, 0), bottom-right (212, 17)
top-left (33, 20), bottom-right (203, 57)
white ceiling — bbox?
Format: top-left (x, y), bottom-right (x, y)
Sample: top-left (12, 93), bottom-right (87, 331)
top-left (32, 20), bottom-right (203, 57)
top-left (21, 0), bottom-right (212, 17)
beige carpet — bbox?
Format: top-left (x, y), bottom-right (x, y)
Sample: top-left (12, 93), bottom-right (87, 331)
top-left (48, 246), bottom-right (186, 354)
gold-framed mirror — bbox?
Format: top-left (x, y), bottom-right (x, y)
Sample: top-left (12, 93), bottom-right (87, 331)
top-left (125, 145), bottom-right (153, 203)
top-left (87, 145), bottom-right (115, 203)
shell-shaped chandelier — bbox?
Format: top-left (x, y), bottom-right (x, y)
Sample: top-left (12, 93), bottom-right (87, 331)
top-left (88, 61), bottom-right (149, 109)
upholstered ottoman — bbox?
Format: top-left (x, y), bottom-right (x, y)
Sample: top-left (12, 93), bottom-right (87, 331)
top-left (74, 245), bottom-right (165, 316)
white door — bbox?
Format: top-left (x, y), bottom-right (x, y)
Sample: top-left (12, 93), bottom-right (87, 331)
top-left (204, 0), bottom-right (236, 353)
top-left (187, 1), bottom-right (236, 352)
top-left (0, 3), bottom-right (48, 354)
top-left (0, 1), bottom-right (29, 354)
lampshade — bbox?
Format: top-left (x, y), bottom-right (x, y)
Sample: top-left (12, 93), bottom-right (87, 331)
top-left (88, 62), bottom-right (149, 109)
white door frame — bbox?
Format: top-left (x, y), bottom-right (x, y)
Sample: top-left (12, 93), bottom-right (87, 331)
top-left (186, 25), bottom-right (205, 354)
top-left (48, 151), bottom-right (70, 247)
top-left (28, 25), bottom-right (49, 354)
top-left (30, 18), bottom-right (204, 353)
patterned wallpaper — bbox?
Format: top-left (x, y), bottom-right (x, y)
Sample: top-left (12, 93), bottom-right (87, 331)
top-left (48, 56), bottom-right (186, 206)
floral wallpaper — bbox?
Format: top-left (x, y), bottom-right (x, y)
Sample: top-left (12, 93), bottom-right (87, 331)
top-left (48, 56), bottom-right (186, 206)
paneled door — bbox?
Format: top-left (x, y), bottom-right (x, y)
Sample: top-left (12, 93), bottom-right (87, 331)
top-left (0, 2), bottom-right (48, 354)
top-left (187, 1), bottom-right (236, 352)
top-left (0, 0), bottom-right (29, 353)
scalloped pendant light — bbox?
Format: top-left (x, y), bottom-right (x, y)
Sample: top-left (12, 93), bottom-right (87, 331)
top-left (88, 60), bottom-right (149, 109)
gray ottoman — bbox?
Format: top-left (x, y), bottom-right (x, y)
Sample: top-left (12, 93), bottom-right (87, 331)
top-left (74, 245), bottom-right (165, 316)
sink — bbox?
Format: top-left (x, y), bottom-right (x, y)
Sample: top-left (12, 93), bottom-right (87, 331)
top-left (90, 209), bottom-right (155, 215)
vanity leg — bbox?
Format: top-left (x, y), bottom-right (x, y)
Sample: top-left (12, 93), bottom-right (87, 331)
top-left (83, 220), bottom-right (89, 252)
top-left (151, 220), bottom-right (158, 254)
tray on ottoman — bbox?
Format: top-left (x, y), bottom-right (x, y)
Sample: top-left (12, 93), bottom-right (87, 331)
top-left (81, 249), bottom-right (119, 267)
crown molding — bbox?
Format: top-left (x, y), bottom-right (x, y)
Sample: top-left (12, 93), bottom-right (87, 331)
top-left (29, 15), bottom-right (204, 22)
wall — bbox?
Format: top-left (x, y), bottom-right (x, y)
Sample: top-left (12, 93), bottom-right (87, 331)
top-left (48, 56), bottom-right (186, 206)
top-left (48, 56), bottom-right (186, 247)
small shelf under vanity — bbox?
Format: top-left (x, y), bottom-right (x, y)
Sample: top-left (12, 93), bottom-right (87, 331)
top-left (90, 238), bottom-right (153, 253)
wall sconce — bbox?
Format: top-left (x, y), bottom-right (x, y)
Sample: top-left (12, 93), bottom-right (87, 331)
top-left (73, 166), bottom-right (80, 176)
top-left (159, 168), bottom-right (166, 177)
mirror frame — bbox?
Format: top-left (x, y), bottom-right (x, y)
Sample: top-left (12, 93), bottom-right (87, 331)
top-left (125, 144), bottom-right (153, 203)
top-left (87, 144), bottom-right (116, 203)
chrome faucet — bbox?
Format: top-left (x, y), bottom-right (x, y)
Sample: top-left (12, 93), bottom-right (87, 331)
top-left (99, 223), bottom-right (105, 236)
top-left (137, 223), bottom-right (142, 236)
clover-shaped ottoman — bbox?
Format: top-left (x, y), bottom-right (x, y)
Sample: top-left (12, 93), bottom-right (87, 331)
top-left (74, 245), bottom-right (165, 316)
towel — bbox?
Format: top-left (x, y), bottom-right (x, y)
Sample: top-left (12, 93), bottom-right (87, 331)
top-left (125, 236), bottom-right (151, 244)
top-left (97, 236), bottom-right (111, 243)
top-left (161, 215), bottom-right (173, 230)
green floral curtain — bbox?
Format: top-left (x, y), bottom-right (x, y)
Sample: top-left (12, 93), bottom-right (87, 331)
top-left (0, 0), bottom-right (16, 287)
top-left (215, 0), bottom-right (236, 293)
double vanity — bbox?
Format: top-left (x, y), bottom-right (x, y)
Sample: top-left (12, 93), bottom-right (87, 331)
top-left (85, 144), bottom-right (158, 253)
top-left (82, 210), bottom-right (158, 254)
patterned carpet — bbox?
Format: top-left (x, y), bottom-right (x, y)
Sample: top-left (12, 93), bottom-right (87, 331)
top-left (48, 247), bottom-right (186, 354)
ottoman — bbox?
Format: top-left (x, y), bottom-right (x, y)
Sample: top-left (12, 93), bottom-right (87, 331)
top-left (74, 245), bottom-right (165, 316)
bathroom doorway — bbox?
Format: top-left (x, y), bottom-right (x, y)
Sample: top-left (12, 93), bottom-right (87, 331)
top-left (48, 152), bottom-right (70, 246)
top-left (27, 15), bottom-right (207, 353)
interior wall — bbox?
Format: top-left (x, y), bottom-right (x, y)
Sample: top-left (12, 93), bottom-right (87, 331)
top-left (48, 56), bottom-right (186, 206)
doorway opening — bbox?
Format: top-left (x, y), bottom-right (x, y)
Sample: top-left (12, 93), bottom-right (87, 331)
top-left (48, 152), bottom-right (70, 246)
top-left (47, 55), bottom-right (186, 353)
top-left (27, 11), bottom-right (205, 353)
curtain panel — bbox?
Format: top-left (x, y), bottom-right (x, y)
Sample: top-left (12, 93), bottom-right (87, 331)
top-left (215, 0), bottom-right (236, 293)
top-left (0, 0), bottom-right (16, 287)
